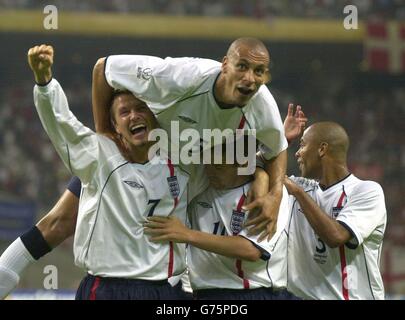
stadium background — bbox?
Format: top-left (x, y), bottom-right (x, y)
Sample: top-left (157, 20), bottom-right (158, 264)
top-left (0, 0), bottom-right (404, 299)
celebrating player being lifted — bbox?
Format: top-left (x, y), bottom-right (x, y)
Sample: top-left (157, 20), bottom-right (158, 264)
top-left (92, 37), bottom-right (289, 241)
top-left (23, 44), bottom-right (189, 300)
top-left (285, 122), bottom-right (387, 300)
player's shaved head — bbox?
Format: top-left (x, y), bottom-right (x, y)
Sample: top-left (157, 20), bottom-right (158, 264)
top-left (305, 122), bottom-right (350, 161)
top-left (227, 37), bottom-right (270, 63)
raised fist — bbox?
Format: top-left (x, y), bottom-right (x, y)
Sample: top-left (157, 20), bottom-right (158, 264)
top-left (27, 44), bottom-right (54, 85)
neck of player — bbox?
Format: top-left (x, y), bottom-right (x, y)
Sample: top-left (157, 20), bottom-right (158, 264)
top-left (319, 163), bottom-right (350, 189)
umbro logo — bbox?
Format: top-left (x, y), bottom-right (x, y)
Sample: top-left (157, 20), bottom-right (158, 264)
top-left (124, 180), bottom-right (144, 189)
top-left (178, 115), bottom-right (197, 124)
top-left (197, 201), bottom-right (212, 209)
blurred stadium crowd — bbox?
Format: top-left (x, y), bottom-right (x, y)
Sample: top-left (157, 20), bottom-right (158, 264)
top-left (1, 0), bottom-right (405, 20)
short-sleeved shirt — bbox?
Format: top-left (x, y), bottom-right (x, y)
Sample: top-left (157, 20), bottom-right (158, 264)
top-left (188, 182), bottom-right (289, 290)
top-left (105, 55), bottom-right (288, 199)
top-left (287, 175), bottom-right (386, 300)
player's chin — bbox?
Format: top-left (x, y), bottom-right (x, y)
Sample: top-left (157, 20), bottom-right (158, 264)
top-left (236, 94), bottom-right (254, 106)
top-left (131, 138), bottom-right (148, 147)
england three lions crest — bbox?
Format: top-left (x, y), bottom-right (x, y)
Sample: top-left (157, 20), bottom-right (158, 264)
top-left (167, 176), bottom-right (180, 198)
top-left (230, 210), bottom-right (246, 235)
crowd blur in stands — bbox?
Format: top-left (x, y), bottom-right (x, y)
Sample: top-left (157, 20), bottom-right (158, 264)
top-left (1, 0), bottom-right (405, 20)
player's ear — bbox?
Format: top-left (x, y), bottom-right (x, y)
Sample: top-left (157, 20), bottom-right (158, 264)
top-left (109, 112), bottom-right (120, 135)
top-left (318, 142), bottom-right (328, 158)
top-left (221, 56), bottom-right (229, 73)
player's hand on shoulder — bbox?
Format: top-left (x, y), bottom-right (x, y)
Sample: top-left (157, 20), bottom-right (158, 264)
top-left (243, 193), bottom-right (280, 242)
top-left (288, 175), bottom-right (318, 190)
top-left (284, 176), bottom-right (302, 196)
top-left (27, 44), bottom-right (54, 85)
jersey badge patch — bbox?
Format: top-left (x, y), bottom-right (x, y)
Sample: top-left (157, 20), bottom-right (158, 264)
top-left (332, 206), bottom-right (343, 218)
top-left (230, 210), bottom-right (246, 234)
top-left (167, 176), bottom-right (180, 198)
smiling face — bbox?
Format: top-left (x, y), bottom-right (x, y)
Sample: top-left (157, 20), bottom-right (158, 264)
top-left (111, 93), bottom-right (159, 150)
top-left (295, 127), bottom-right (322, 180)
top-left (218, 41), bottom-right (270, 107)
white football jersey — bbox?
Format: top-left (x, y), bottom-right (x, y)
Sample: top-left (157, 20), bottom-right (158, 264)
top-left (187, 182), bottom-right (289, 290)
top-left (105, 55), bottom-right (288, 199)
top-left (34, 79), bottom-right (189, 280)
top-left (287, 175), bottom-right (386, 300)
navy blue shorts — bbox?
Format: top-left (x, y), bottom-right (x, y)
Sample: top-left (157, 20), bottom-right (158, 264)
top-left (194, 287), bottom-right (299, 300)
top-left (76, 274), bottom-right (190, 300)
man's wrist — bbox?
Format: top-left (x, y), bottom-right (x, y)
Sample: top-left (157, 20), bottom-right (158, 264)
top-left (269, 180), bottom-right (283, 193)
top-left (291, 185), bottom-right (305, 198)
top-left (34, 71), bottom-right (52, 86)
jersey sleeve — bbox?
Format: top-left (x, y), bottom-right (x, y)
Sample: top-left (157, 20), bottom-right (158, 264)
top-left (288, 176), bottom-right (319, 190)
top-left (33, 79), bottom-right (103, 184)
top-left (254, 87), bottom-right (288, 160)
top-left (239, 186), bottom-right (290, 260)
top-left (105, 55), bottom-right (219, 110)
top-left (336, 181), bottom-right (386, 248)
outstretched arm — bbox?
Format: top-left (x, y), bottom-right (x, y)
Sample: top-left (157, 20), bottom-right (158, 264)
top-left (243, 103), bottom-right (306, 241)
top-left (92, 58), bottom-right (114, 134)
top-left (29, 45), bottom-right (99, 183)
top-left (0, 183), bottom-right (79, 299)
top-left (243, 150), bottom-right (287, 241)
top-left (27, 44), bottom-right (53, 85)
top-left (36, 188), bottom-right (78, 248)
top-left (144, 216), bottom-right (262, 262)
top-left (284, 177), bottom-right (351, 247)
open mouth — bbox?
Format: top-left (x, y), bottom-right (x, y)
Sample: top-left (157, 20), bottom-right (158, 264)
top-left (130, 124), bottom-right (147, 137)
top-left (237, 87), bottom-right (254, 96)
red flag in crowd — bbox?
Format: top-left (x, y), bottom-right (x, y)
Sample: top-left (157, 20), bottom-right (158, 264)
top-left (364, 21), bottom-right (405, 74)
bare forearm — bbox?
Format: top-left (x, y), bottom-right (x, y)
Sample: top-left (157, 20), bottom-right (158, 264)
top-left (36, 191), bottom-right (78, 248)
top-left (188, 230), bottom-right (261, 262)
top-left (264, 149), bottom-right (287, 195)
top-left (92, 57), bottom-right (114, 134)
top-left (293, 188), bottom-right (350, 248)
top-left (252, 167), bottom-right (270, 197)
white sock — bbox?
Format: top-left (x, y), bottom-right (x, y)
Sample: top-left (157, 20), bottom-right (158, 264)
top-left (0, 238), bottom-right (35, 299)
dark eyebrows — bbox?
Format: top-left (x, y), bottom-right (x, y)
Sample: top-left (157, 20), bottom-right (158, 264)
top-left (236, 58), bottom-right (267, 70)
top-left (237, 59), bottom-right (249, 64)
